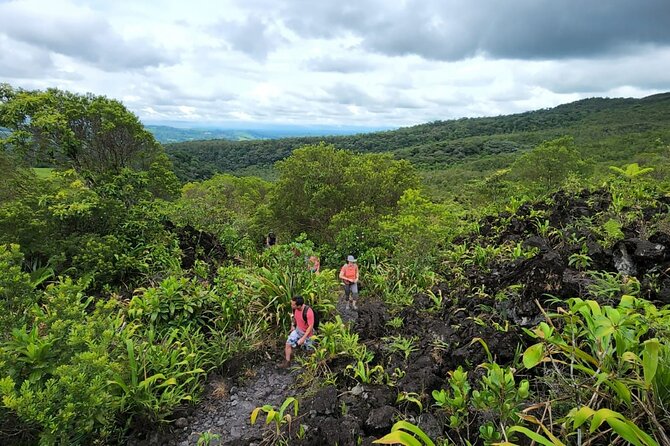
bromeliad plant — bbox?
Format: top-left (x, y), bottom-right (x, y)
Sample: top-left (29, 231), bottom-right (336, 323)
top-left (107, 329), bottom-right (206, 424)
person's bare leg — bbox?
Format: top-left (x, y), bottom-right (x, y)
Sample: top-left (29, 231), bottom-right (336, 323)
top-left (285, 343), bottom-right (292, 362)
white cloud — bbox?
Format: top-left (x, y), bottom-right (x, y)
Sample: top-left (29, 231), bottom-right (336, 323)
top-left (1, 0), bottom-right (669, 127)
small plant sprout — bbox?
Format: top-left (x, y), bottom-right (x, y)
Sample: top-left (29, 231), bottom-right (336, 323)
top-left (568, 244), bottom-right (592, 270)
top-left (197, 430), bottom-right (221, 446)
top-left (396, 391), bottom-right (424, 413)
top-left (250, 396), bottom-right (299, 444)
top-left (386, 316), bottom-right (404, 329)
top-left (385, 335), bottom-right (419, 362)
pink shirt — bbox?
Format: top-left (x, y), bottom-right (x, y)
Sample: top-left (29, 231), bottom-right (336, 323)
top-left (294, 306), bottom-right (315, 335)
top-left (340, 264), bottom-right (358, 282)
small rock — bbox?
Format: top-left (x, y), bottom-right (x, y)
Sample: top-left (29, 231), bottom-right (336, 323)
top-left (365, 405), bottom-right (396, 435)
top-left (175, 417), bottom-right (188, 429)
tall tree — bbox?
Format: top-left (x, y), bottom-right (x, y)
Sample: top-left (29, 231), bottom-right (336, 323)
top-left (270, 143), bottom-right (419, 243)
top-left (0, 84), bottom-right (162, 181)
top-left (508, 136), bottom-right (587, 194)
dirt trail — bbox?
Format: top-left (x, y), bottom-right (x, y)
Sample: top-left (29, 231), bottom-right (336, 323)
top-left (138, 298), bottom-right (358, 446)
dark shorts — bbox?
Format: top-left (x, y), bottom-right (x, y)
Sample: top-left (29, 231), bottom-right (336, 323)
top-left (344, 282), bottom-right (358, 299)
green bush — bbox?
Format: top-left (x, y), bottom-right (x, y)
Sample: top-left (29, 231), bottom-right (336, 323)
top-left (0, 245), bottom-right (37, 338)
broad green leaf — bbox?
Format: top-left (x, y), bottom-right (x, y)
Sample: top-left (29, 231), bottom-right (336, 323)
top-left (590, 408), bottom-right (623, 433)
top-left (523, 343), bottom-right (545, 369)
top-left (624, 419), bottom-right (660, 446)
top-left (265, 409), bottom-right (277, 424)
top-left (585, 300), bottom-right (602, 316)
top-left (373, 431), bottom-right (423, 446)
top-left (507, 425), bottom-right (561, 446)
top-left (279, 396), bottom-right (298, 417)
top-left (607, 418), bottom-right (644, 446)
top-left (606, 379), bottom-right (632, 406)
top-left (619, 295), bottom-right (635, 308)
top-left (572, 406), bottom-right (595, 429)
top-left (643, 339), bottom-right (660, 386)
top-left (594, 322), bottom-right (614, 339)
top-left (392, 421), bottom-right (435, 446)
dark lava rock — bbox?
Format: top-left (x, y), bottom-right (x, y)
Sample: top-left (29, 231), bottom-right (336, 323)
top-left (417, 413), bottom-right (444, 442)
top-left (302, 385), bottom-right (337, 415)
top-left (364, 405), bottom-right (396, 436)
top-left (313, 416), bottom-right (364, 446)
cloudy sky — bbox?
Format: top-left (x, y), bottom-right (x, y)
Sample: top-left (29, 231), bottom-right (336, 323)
top-left (1, 0), bottom-right (670, 128)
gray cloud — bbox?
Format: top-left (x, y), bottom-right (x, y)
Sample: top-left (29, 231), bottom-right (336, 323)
top-left (322, 82), bottom-right (375, 106)
top-left (0, 2), bottom-right (177, 71)
top-left (318, 82), bottom-right (426, 111)
top-left (271, 0), bottom-right (670, 61)
top-left (4, 0), bottom-right (669, 127)
top-left (0, 35), bottom-right (55, 77)
top-left (533, 51), bottom-right (670, 94)
top-left (302, 55), bottom-right (377, 73)
top-left (212, 16), bottom-right (287, 61)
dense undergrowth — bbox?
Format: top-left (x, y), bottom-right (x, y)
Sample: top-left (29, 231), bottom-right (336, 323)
top-left (1, 85), bottom-right (670, 445)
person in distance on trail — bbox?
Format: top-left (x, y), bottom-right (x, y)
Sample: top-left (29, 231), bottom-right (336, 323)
top-left (279, 295), bottom-right (315, 368)
top-left (265, 231), bottom-right (276, 248)
top-left (307, 254), bottom-right (320, 273)
top-left (339, 255), bottom-right (359, 310)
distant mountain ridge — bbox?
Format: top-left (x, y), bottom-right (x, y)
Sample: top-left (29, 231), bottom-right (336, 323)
top-left (147, 124), bottom-right (393, 144)
top-left (165, 93), bottom-right (670, 182)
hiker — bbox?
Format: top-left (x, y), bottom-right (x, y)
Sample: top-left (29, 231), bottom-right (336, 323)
top-left (265, 232), bottom-right (276, 248)
top-left (339, 255), bottom-right (359, 310)
top-left (279, 295), bottom-right (315, 368)
top-left (307, 254), bottom-right (320, 273)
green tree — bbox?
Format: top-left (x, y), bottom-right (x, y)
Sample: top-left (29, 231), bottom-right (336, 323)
top-left (0, 84), bottom-right (164, 182)
top-left (507, 136), bottom-right (587, 194)
top-left (270, 143), bottom-right (419, 244)
top-left (380, 189), bottom-right (463, 268)
top-left (170, 173), bottom-right (272, 248)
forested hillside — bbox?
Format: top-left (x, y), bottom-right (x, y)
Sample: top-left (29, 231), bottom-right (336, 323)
top-left (166, 93), bottom-right (670, 182)
top-left (2, 85), bottom-right (670, 446)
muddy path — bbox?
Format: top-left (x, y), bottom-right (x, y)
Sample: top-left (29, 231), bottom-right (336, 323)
top-left (133, 299), bottom-right (359, 446)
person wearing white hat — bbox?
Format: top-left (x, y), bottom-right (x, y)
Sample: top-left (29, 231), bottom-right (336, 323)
top-left (339, 255), bottom-right (359, 310)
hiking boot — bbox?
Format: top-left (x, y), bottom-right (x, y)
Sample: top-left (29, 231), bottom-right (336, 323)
top-left (278, 360), bottom-right (290, 369)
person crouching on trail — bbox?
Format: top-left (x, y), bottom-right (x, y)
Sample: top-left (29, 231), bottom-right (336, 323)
top-left (340, 255), bottom-right (359, 310)
top-left (279, 295), bottom-right (315, 368)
